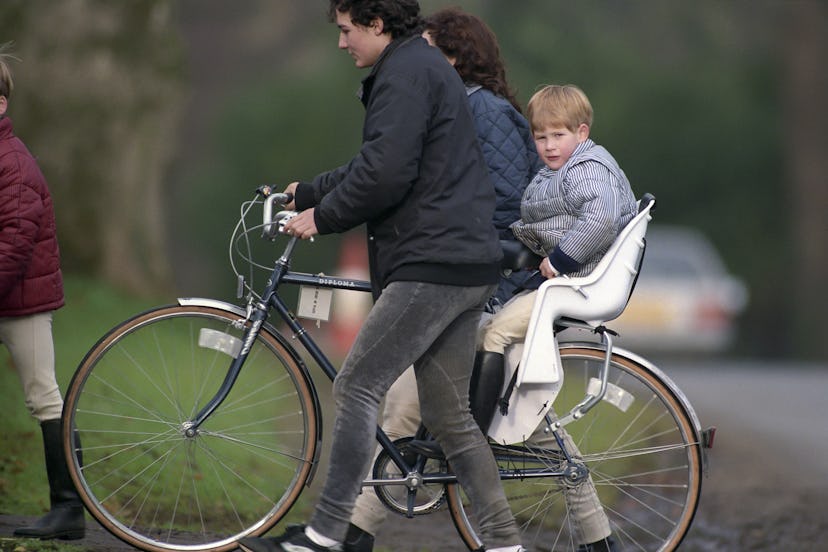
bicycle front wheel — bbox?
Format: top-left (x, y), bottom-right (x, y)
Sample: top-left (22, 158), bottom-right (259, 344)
top-left (62, 304), bottom-right (319, 552)
top-left (447, 346), bottom-right (703, 552)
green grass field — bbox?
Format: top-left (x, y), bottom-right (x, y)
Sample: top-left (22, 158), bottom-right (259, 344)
top-left (0, 538), bottom-right (87, 552)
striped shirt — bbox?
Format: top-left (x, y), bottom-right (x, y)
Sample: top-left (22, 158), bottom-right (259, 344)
top-left (510, 139), bottom-right (637, 277)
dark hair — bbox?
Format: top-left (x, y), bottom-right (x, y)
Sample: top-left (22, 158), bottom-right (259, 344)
top-left (424, 8), bottom-right (521, 113)
top-left (328, 0), bottom-right (423, 39)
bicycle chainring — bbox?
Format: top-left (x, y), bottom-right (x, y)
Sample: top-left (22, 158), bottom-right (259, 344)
top-left (371, 437), bottom-right (447, 516)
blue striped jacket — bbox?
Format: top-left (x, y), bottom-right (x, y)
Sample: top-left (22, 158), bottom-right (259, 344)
top-left (510, 139), bottom-right (637, 277)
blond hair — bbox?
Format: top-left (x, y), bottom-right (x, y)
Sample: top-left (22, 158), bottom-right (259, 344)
top-left (0, 42), bottom-right (19, 99)
top-left (526, 84), bottom-right (593, 132)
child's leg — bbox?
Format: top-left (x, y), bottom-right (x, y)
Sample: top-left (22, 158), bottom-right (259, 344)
top-left (480, 291), bottom-right (537, 354)
top-left (528, 413), bottom-right (611, 544)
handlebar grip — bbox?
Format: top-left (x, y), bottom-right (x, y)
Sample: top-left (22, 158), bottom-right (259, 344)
top-left (257, 186), bottom-right (294, 205)
top-left (262, 192), bottom-right (297, 239)
top-left (274, 192), bottom-right (294, 205)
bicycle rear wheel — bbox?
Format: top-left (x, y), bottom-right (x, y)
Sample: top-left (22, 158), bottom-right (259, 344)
top-left (447, 346), bottom-right (703, 552)
top-left (61, 304), bottom-right (319, 552)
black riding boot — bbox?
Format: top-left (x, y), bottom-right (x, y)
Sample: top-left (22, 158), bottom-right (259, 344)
top-left (469, 351), bottom-right (505, 434)
top-left (14, 419), bottom-right (85, 540)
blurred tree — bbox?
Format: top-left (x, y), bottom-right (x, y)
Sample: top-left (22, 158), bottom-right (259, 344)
top-left (167, 1), bottom-right (344, 298)
top-left (175, 0), bottom-right (815, 357)
top-left (784, 1), bottom-right (828, 358)
top-left (0, 0), bottom-right (183, 295)
top-left (3, 0), bottom-right (823, 358)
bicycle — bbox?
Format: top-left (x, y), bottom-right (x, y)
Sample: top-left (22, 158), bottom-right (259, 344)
top-left (61, 188), bottom-right (714, 552)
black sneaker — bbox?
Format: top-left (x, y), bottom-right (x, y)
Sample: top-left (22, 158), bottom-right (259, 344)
top-left (238, 525), bottom-right (343, 552)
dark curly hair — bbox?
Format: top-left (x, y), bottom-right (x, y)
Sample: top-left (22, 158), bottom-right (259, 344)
top-left (424, 7), bottom-right (521, 113)
top-left (328, 0), bottom-right (423, 39)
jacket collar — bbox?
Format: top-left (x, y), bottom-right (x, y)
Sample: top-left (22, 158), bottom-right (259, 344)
top-left (465, 84), bottom-right (483, 96)
top-left (357, 34), bottom-right (421, 106)
top-left (538, 139), bottom-right (596, 178)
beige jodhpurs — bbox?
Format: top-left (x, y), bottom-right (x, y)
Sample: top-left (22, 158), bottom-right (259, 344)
top-left (0, 311), bottom-right (63, 422)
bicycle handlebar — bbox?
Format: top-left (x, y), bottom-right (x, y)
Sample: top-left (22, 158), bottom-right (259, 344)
top-left (261, 190), bottom-right (295, 240)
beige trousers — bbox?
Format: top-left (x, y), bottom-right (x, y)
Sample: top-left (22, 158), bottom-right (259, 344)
top-left (479, 290), bottom-right (537, 354)
top-left (0, 311), bottom-right (63, 422)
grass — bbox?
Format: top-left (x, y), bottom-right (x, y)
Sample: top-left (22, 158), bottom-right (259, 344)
top-left (0, 538), bottom-right (87, 552)
top-left (0, 274), bottom-right (163, 550)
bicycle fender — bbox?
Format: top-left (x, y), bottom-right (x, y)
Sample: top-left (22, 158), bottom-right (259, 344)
top-left (489, 341), bottom-right (706, 467)
top-left (561, 341), bottom-right (708, 467)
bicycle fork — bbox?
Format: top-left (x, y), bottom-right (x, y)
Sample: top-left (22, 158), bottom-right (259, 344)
top-left (185, 305), bottom-right (270, 434)
top-left (186, 241), bottom-right (297, 433)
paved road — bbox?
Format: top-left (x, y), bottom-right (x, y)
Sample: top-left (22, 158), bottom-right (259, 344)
top-left (662, 358), bottom-right (828, 481)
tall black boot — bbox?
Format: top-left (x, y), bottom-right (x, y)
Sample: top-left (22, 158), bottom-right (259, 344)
top-left (14, 419), bottom-right (85, 540)
top-left (469, 351), bottom-right (505, 434)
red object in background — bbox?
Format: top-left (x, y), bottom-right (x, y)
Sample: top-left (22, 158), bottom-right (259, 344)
top-left (330, 231), bottom-right (371, 356)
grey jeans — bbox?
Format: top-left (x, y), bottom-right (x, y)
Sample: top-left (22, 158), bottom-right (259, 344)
top-left (310, 280), bottom-right (521, 548)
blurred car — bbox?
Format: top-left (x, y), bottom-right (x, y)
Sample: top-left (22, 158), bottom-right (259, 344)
top-left (608, 224), bottom-right (749, 354)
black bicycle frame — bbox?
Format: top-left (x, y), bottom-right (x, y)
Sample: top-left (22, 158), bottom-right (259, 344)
top-left (188, 234), bottom-right (569, 487)
top-left (188, 235), bottom-right (417, 475)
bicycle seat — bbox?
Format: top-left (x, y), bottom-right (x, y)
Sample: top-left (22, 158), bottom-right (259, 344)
top-left (500, 240), bottom-right (542, 271)
top-left (518, 194), bottom-right (656, 386)
top-left (488, 194), bottom-right (656, 444)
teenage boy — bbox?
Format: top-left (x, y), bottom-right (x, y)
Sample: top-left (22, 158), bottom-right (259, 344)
top-left (238, 2), bottom-right (524, 551)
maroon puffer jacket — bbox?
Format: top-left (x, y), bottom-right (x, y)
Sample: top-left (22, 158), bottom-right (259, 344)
top-left (0, 116), bottom-right (64, 316)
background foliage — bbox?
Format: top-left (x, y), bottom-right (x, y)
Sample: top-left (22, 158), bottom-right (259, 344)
top-left (1, 0), bottom-right (825, 359)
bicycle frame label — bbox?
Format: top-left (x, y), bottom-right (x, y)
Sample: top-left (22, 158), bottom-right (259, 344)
top-left (298, 285), bottom-right (333, 322)
top-left (318, 277), bottom-right (359, 288)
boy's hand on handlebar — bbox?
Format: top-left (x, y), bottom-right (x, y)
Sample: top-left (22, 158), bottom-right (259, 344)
top-left (283, 182), bottom-right (299, 210)
top-left (284, 208), bottom-right (318, 240)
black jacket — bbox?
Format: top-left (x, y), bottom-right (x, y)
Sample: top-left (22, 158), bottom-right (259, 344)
top-left (295, 36), bottom-right (501, 296)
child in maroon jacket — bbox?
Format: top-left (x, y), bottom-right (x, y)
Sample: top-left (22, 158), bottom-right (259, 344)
top-left (1, 44), bottom-right (84, 540)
